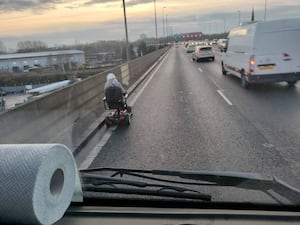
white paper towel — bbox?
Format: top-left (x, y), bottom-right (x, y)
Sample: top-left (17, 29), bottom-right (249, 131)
top-left (0, 144), bottom-right (80, 225)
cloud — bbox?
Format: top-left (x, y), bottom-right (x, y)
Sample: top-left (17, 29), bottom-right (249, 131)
top-left (265, 4), bottom-right (300, 20)
top-left (83, 0), bottom-right (153, 7)
top-left (1, 0), bottom-right (300, 49)
top-left (0, 0), bottom-right (156, 10)
top-left (1, 19), bottom-right (125, 49)
top-left (83, 0), bottom-right (118, 6)
top-left (0, 0), bottom-right (72, 12)
top-left (125, 0), bottom-right (153, 7)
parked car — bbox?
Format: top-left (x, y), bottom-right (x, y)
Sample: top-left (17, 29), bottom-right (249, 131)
top-left (221, 18), bottom-right (300, 88)
top-left (192, 45), bottom-right (215, 62)
top-left (186, 45), bottom-right (195, 53)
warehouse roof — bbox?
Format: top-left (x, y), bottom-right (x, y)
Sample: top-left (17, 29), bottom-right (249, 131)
top-left (0, 50), bottom-right (84, 60)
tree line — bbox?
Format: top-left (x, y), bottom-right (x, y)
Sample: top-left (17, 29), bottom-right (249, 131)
top-left (15, 40), bottom-right (159, 60)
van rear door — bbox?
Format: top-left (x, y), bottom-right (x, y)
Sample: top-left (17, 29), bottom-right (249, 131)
top-left (254, 26), bottom-right (300, 75)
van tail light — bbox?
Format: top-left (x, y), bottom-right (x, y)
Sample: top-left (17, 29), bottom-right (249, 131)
top-left (249, 55), bottom-right (256, 73)
top-left (196, 50), bottom-right (201, 56)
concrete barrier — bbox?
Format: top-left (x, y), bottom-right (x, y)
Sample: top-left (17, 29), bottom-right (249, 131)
top-left (0, 48), bottom-right (169, 151)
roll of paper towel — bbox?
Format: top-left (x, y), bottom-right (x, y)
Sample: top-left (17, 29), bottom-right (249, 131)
top-left (0, 144), bottom-right (79, 225)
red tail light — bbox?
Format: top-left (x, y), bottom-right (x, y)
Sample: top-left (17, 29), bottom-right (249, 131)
top-left (249, 55), bottom-right (256, 73)
top-left (196, 50), bottom-right (201, 55)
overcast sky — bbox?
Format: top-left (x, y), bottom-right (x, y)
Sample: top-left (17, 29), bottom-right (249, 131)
top-left (0, 0), bottom-right (299, 50)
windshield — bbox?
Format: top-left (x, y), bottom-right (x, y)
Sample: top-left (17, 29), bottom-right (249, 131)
top-left (0, 0), bottom-right (300, 211)
top-left (199, 47), bottom-right (212, 51)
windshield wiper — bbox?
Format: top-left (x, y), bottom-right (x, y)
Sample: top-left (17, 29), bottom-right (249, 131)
top-left (80, 173), bottom-right (211, 201)
top-left (80, 168), bottom-right (300, 205)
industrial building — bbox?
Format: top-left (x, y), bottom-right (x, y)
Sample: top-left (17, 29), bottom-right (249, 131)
top-left (85, 52), bottom-right (122, 68)
top-left (0, 50), bottom-right (85, 73)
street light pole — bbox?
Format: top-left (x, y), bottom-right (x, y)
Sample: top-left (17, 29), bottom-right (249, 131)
top-left (215, 22), bottom-right (217, 34)
top-left (122, 0), bottom-right (130, 62)
top-left (165, 14), bottom-right (168, 43)
top-left (154, 0), bottom-right (158, 47)
top-left (264, 0), bottom-right (267, 21)
top-left (237, 10), bottom-right (241, 26)
top-left (162, 7), bottom-right (166, 43)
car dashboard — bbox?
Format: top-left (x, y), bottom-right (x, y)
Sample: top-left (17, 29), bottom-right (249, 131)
top-left (55, 205), bottom-right (300, 225)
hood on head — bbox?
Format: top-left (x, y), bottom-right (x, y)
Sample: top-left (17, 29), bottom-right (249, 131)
top-left (107, 73), bottom-right (116, 81)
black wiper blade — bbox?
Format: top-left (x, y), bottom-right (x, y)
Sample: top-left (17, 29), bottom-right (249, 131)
top-left (80, 168), bottom-right (300, 205)
top-left (80, 173), bottom-right (211, 201)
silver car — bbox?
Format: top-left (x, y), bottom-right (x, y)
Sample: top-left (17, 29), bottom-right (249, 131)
top-left (192, 45), bottom-right (215, 62)
top-left (186, 45), bottom-right (195, 53)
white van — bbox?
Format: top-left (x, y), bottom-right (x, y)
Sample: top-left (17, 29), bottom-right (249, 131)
top-left (221, 18), bottom-right (300, 88)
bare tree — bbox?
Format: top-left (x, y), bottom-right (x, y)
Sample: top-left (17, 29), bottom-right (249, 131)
top-left (17, 40), bottom-right (48, 53)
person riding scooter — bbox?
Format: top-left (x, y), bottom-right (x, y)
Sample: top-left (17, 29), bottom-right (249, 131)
top-left (104, 73), bottom-right (127, 110)
top-left (103, 73), bottom-right (132, 127)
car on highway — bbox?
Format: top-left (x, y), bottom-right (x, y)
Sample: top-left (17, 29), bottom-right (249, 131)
top-left (210, 39), bottom-right (217, 45)
top-left (186, 44), bottom-right (195, 53)
top-left (222, 18), bottom-right (300, 88)
top-left (192, 45), bottom-right (215, 62)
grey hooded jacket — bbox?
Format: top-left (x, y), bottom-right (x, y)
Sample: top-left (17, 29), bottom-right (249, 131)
top-left (104, 73), bottom-right (126, 94)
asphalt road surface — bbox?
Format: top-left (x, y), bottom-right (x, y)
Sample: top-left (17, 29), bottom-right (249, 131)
top-left (81, 45), bottom-right (300, 190)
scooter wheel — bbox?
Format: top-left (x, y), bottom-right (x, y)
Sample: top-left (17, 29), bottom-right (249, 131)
top-left (105, 118), bottom-right (112, 128)
top-left (126, 106), bottom-right (132, 113)
top-left (124, 114), bottom-right (131, 126)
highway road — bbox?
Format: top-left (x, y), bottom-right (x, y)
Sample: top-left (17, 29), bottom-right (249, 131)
top-left (77, 45), bottom-right (300, 189)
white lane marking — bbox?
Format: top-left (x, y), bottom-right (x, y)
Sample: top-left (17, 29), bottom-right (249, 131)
top-left (79, 53), bottom-right (169, 169)
top-left (263, 143), bottom-right (274, 148)
top-left (210, 77), bottom-right (223, 91)
top-left (79, 126), bottom-right (116, 169)
top-left (217, 90), bottom-right (233, 106)
top-left (129, 53), bottom-right (168, 106)
top-left (197, 65), bottom-right (223, 91)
